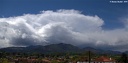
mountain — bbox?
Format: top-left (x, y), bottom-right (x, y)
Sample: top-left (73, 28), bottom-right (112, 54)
top-left (44, 43), bottom-right (81, 53)
top-left (0, 43), bottom-right (82, 53)
top-left (0, 43), bottom-right (122, 54)
top-left (83, 47), bottom-right (121, 55)
top-left (0, 47), bottom-right (25, 53)
top-left (124, 51), bottom-right (128, 54)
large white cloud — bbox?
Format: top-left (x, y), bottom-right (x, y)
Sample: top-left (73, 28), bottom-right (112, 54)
top-left (0, 9), bottom-right (128, 51)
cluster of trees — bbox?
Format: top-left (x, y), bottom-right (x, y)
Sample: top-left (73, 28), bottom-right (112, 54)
top-left (116, 53), bottom-right (128, 63)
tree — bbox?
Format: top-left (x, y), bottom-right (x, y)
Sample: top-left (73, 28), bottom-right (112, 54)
top-left (0, 52), bottom-right (3, 58)
top-left (120, 53), bottom-right (127, 63)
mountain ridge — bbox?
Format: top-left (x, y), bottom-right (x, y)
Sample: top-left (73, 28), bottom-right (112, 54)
top-left (0, 43), bottom-right (124, 54)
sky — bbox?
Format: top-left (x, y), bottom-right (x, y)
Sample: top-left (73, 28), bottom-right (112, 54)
top-left (0, 0), bottom-right (128, 51)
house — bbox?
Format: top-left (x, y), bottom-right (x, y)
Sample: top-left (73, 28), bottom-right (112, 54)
top-left (94, 56), bottom-right (116, 63)
top-left (75, 56), bottom-right (116, 63)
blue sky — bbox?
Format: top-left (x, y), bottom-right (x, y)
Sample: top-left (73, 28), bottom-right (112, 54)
top-left (0, 0), bottom-right (128, 29)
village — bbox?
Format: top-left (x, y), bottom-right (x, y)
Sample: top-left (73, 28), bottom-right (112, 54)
top-left (0, 51), bottom-right (127, 63)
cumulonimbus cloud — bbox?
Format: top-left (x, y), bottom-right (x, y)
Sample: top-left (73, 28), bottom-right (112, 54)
top-left (0, 9), bottom-right (128, 51)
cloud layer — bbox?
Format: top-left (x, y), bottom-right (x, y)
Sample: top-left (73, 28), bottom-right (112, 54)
top-left (0, 10), bottom-right (128, 51)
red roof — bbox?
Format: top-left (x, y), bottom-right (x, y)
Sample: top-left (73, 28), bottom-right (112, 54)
top-left (95, 56), bottom-right (115, 62)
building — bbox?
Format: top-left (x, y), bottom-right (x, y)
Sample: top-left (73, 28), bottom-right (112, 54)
top-left (94, 56), bottom-right (116, 63)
